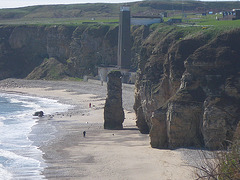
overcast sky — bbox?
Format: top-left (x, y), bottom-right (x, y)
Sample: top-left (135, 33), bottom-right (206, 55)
top-left (1, 0), bottom-right (142, 9)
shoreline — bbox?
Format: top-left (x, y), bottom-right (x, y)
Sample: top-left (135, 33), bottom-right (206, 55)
top-left (0, 79), bottom-right (196, 180)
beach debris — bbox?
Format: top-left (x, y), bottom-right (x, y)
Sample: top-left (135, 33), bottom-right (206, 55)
top-left (47, 115), bottom-right (54, 120)
top-left (33, 111), bottom-right (44, 117)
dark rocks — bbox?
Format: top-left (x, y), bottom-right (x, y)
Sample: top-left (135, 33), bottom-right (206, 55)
top-left (33, 111), bottom-right (44, 117)
top-left (104, 71), bottom-right (124, 129)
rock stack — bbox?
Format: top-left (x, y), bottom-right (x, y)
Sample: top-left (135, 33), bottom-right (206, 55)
top-left (104, 71), bottom-right (124, 129)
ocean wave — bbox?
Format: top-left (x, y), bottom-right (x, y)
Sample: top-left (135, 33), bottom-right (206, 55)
top-left (0, 92), bottom-right (73, 179)
top-left (0, 149), bottom-right (44, 179)
top-left (0, 164), bottom-right (12, 180)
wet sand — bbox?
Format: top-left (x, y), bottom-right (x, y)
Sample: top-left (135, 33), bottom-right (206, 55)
top-left (0, 79), bottom-right (195, 180)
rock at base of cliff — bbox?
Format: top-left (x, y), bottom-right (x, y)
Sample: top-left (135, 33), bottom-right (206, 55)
top-left (150, 108), bottom-right (168, 148)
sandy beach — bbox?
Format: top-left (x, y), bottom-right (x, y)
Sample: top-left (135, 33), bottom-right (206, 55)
top-left (0, 79), bottom-right (196, 180)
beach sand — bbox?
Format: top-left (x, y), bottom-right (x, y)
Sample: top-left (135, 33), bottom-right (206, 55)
top-left (0, 79), bottom-right (196, 180)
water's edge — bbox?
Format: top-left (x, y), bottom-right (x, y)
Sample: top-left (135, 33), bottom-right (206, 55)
top-left (0, 92), bottom-right (73, 179)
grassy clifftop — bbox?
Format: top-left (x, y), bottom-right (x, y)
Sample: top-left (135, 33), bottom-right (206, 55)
top-left (1, 1), bottom-right (240, 25)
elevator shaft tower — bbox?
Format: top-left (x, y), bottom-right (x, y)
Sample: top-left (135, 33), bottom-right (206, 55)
top-left (117, 6), bottom-right (131, 69)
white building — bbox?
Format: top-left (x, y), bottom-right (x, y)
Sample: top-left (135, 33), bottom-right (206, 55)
top-left (131, 15), bottom-right (163, 25)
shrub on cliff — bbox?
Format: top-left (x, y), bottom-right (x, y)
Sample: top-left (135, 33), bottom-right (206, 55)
top-left (218, 142), bottom-right (240, 180)
top-left (26, 58), bottom-right (70, 80)
top-left (196, 130), bottom-right (240, 179)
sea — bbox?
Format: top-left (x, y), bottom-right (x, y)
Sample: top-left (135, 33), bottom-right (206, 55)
top-left (0, 93), bottom-right (72, 179)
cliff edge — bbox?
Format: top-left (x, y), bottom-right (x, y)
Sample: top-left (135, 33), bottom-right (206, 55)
top-left (0, 23), bottom-right (239, 149)
top-left (134, 26), bottom-right (240, 149)
top-left (0, 24), bottom-right (118, 79)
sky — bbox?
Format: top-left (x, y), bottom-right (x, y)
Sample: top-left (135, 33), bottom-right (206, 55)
top-left (0, 0), bottom-right (142, 9)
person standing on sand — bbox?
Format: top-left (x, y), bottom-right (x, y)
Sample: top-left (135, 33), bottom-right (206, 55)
top-left (83, 131), bottom-right (86, 137)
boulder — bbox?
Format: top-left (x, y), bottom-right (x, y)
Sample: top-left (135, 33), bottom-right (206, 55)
top-left (33, 111), bottom-right (44, 117)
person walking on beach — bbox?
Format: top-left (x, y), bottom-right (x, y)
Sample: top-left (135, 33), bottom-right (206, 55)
top-left (83, 131), bottom-right (86, 137)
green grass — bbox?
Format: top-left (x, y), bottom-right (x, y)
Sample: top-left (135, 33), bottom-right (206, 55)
top-left (195, 126), bottom-right (240, 180)
top-left (1, 1), bottom-right (240, 27)
top-left (1, 1), bottom-right (240, 34)
top-left (160, 12), bottom-right (240, 38)
top-left (0, 17), bottom-right (119, 25)
top-left (198, 19), bottom-right (240, 27)
top-left (195, 142), bottom-right (240, 180)
top-left (2, 1), bottom-right (240, 25)
top-left (68, 77), bottom-right (83, 81)
top-left (219, 143), bottom-right (240, 180)
top-left (182, 13), bottom-right (240, 28)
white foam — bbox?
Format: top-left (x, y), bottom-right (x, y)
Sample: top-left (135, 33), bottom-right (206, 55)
top-left (0, 149), bottom-right (39, 166)
top-left (0, 116), bottom-right (6, 121)
top-left (0, 149), bottom-right (44, 179)
top-left (0, 164), bottom-right (12, 180)
top-left (2, 93), bottom-right (73, 115)
top-left (0, 121), bottom-right (4, 127)
top-left (0, 92), bottom-right (73, 179)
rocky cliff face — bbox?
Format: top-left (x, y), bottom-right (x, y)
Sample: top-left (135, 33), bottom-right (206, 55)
top-left (1, 24), bottom-right (239, 149)
top-left (0, 24), bottom-right (118, 79)
top-left (134, 26), bottom-right (240, 149)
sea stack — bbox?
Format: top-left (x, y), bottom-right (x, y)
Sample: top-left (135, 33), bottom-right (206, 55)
top-left (104, 71), bottom-right (124, 129)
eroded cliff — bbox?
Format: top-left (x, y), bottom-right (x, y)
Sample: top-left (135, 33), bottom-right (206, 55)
top-left (0, 24), bottom-right (239, 149)
top-left (134, 26), bottom-right (240, 149)
top-left (0, 24), bottom-right (118, 79)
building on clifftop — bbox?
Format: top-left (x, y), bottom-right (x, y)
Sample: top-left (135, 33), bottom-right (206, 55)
top-left (98, 6), bottom-right (163, 84)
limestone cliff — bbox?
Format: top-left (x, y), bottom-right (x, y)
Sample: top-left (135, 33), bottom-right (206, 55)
top-left (134, 26), bottom-right (240, 149)
top-left (0, 23), bottom-right (239, 149)
top-left (0, 24), bottom-right (118, 79)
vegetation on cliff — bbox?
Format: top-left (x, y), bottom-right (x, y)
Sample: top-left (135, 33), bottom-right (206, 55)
top-left (1, 1), bottom-right (240, 25)
top-left (133, 24), bottom-right (240, 149)
top-left (0, 1), bottom-right (239, 153)
top-left (195, 140), bottom-right (240, 179)
top-left (130, 23), bottom-right (240, 178)
top-left (0, 24), bottom-right (118, 80)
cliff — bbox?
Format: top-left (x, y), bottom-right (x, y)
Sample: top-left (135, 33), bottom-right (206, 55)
top-left (134, 25), bottom-right (240, 149)
top-left (0, 23), bottom-right (239, 149)
top-left (0, 24), bottom-right (118, 80)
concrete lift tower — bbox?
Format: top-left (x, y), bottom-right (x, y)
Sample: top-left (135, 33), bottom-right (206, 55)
top-left (117, 6), bottom-right (131, 69)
